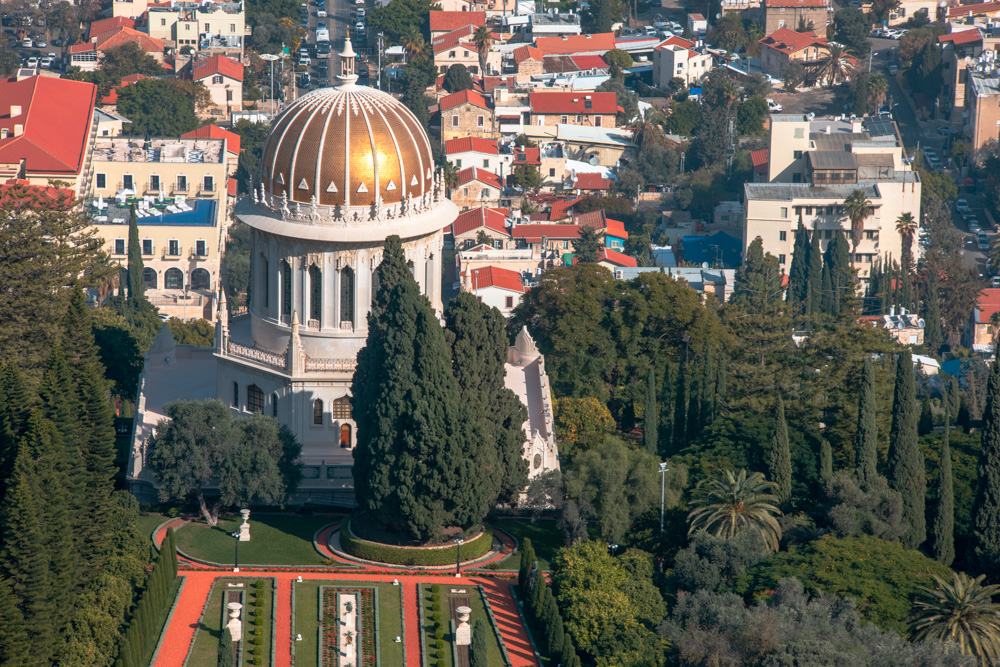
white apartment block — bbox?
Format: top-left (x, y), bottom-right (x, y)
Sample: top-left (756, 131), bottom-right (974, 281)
top-left (743, 115), bottom-right (921, 281)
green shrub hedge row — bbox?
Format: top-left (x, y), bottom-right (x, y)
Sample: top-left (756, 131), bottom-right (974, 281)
top-left (340, 520), bottom-right (494, 566)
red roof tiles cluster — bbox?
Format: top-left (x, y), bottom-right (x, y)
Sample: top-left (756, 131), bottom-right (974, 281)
top-left (192, 55), bottom-right (244, 82)
top-left (451, 206), bottom-right (509, 236)
top-left (598, 248), bottom-right (638, 267)
top-left (92, 26), bottom-right (164, 52)
top-left (466, 265), bottom-right (525, 293)
top-left (89, 16), bottom-right (136, 40)
top-left (939, 29), bottom-right (984, 45)
top-left (751, 148), bottom-right (770, 174)
top-left (430, 10), bottom-right (486, 32)
top-left (758, 28), bottom-right (828, 55)
top-left (457, 166), bottom-right (502, 188)
top-left (441, 88), bottom-right (491, 111)
top-left (181, 124), bottom-right (242, 153)
top-left (572, 172), bottom-right (614, 191)
top-left (529, 91), bottom-right (617, 114)
top-left (445, 137), bottom-right (499, 155)
top-left (977, 288), bottom-right (1000, 321)
top-left (534, 33), bottom-right (617, 55)
top-left (511, 223), bottom-right (580, 242)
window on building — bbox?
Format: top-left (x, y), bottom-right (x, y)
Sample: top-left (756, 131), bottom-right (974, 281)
top-left (585, 99), bottom-right (592, 109)
top-left (247, 385), bottom-right (264, 413)
top-left (464, 187), bottom-right (470, 196)
top-left (780, 207), bottom-right (788, 218)
top-left (794, 150), bottom-right (803, 159)
top-left (142, 239), bottom-right (153, 255)
top-left (477, 115), bottom-right (484, 127)
top-left (455, 159), bottom-right (462, 168)
top-left (114, 239), bottom-right (125, 255)
top-left (271, 393), bottom-right (278, 417)
top-left (168, 239), bottom-right (180, 256)
top-left (792, 173), bottom-right (802, 183)
top-left (149, 175), bottom-right (160, 191)
top-left (340, 266), bottom-right (354, 326)
top-left (804, 206), bottom-right (813, 215)
top-left (176, 175), bottom-right (188, 191)
top-left (203, 175), bottom-right (215, 192)
top-left (196, 239), bottom-right (207, 256)
top-left (96, 173), bottom-right (106, 189)
top-left (779, 231), bottom-right (787, 241)
top-left (864, 230), bottom-right (877, 240)
top-left (331, 396), bottom-right (351, 419)
top-left (281, 260), bottom-right (291, 320)
top-left (595, 116), bottom-right (602, 127)
top-left (824, 230), bottom-right (833, 239)
top-left (505, 296), bottom-right (514, 308)
top-left (779, 254), bottom-right (786, 264)
top-left (549, 168), bottom-right (555, 177)
top-left (232, 382), bottom-right (239, 407)
top-left (561, 115), bottom-right (568, 124)
top-left (191, 268), bottom-right (210, 290)
top-left (483, 159), bottom-right (489, 168)
top-left (226, 90), bottom-right (233, 102)
top-left (309, 264), bottom-right (321, 326)
top-left (164, 268), bottom-right (183, 289)
top-left (161, 18), bottom-right (166, 25)
top-left (204, 22), bottom-right (209, 31)
top-left (230, 23), bottom-right (235, 32)
top-left (452, 115), bottom-right (459, 127)
top-left (340, 424), bottom-right (352, 447)
top-left (185, 23), bottom-right (190, 30)
top-left (826, 205), bottom-right (834, 215)
top-left (313, 399), bottom-right (323, 425)
top-left (123, 174), bottom-right (134, 190)
top-left (143, 267), bottom-right (157, 289)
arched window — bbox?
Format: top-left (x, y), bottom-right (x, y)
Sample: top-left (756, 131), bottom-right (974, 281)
top-left (309, 264), bottom-right (321, 327)
top-left (142, 267), bottom-right (157, 289)
top-left (271, 392), bottom-right (279, 418)
top-left (164, 267), bottom-right (184, 290)
top-left (191, 268), bottom-right (211, 290)
top-left (331, 396), bottom-right (352, 419)
top-left (232, 382), bottom-right (239, 407)
top-left (260, 256), bottom-right (269, 307)
top-left (340, 266), bottom-right (354, 327)
top-left (407, 260), bottom-right (415, 279)
top-left (281, 260), bottom-right (292, 321)
top-left (313, 398), bottom-right (323, 425)
top-left (340, 423), bottom-right (352, 448)
top-left (247, 384), bottom-right (264, 413)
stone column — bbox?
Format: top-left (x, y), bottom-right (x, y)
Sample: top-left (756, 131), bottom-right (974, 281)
top-left (358, 252), bottom-right (372, 332)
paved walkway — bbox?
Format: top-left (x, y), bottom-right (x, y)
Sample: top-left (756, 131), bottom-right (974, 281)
top-left (151, 520), bottom-right (537, 667)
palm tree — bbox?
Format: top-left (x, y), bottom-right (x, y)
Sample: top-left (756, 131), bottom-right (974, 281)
top-left (842, 189), bottom-right (872, 268)
top-left (473, 26), bottom-right (492, 77)
top-left (812, 43), bottom-right (854, 86)
top-left (402, 31), bottom-right (425, 62)
top-left (910, 572), bottom-right (1000, 665)
top-left (439, 162), bottom-right (459, 194)
top-left (896, 212), bottom-right (917, 266)
top-left (687, 469), bottom-right (783, 551)
top-left (631, 108), bottom-right (667, 149)
top-left (867, 74), bottom-right (889, 114)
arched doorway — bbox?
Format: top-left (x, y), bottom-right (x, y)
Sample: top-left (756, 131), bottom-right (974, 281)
top-left (191, 268), bottom-right (211, 290)
top-left (142, 267), bottom-right (157, 289)
top-left (340, 423), bottom-right (352, 448)
top-left (164, 268), bottom-right (184, 290)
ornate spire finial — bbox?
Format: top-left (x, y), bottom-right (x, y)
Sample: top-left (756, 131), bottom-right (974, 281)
top-left (337, 31), bottom-right (359, 85)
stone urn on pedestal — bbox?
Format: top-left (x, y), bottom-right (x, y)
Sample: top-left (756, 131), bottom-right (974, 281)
top-left (239, 508), bottom-right (251, 541)
top-left (226, 602), bottom-right (243, 643)
top-left (455, 606), bottom-right (472, 646)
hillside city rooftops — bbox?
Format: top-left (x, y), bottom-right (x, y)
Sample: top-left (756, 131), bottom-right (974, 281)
top-left (91, 138), bottom-right (225, 164)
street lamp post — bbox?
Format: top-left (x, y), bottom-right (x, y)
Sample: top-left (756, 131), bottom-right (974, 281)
top-left (261, 53), bottom-right (280, 117)
top-left (608, 542), bottom-right (619, 557)
top-left (454, 538), bottom-right (464, 578)
top-left (659, 463), bottom-right (670, 537)
top-left (232, 530), bottom-right (240, 573)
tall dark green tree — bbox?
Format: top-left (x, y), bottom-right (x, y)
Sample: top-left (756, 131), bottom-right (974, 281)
top-left (574, 226), bottom-right (603, 263)
top-left (822, 231), bottom-right (852, 316)
top-left (470, 618), bottom-right (489, 667)
top-left (127, 207), bottom-right (144, 302)
top-left (918, 396), bottom-right (933, 436)
top-left (807, 227), bottom-right (823, 316)
top-left (673, 356), bottom-right (687, 451)
top-left (769, 395), bottom-right (792, 505)
top-left (444, 293), bottom-right (529, 511)
top-left (518, 537), bottom-right (536, 596)
top-left (218, 626), bottom-right (235, 667)
top-left (973, 353), bottom-right (1000, 573)
top-left (700, 346), bottom-right (716, 429)
top-left (658, 360), bottom-right (674, 456)
top-left (786, 219), bottom-right (810, 311)
top-left (643, 367), bottom-right (658, 454)
top-left (855, 358), bottom-right (879, 488)
top-left (887, 351), bottom-right (926, 550)
top-left (820, 438), bottom-right (834, 482)
top-left (686, 369), bottom-right (702, 442)
top-left (370, 235), bottom-right (410, 323)
top-left (923, 273), bottom-right (944, 354)
top-left (932, 407), bottom-right (955, 566)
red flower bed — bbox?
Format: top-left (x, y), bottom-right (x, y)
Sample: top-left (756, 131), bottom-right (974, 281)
top-left (321, 587), bottom-right (376, 666)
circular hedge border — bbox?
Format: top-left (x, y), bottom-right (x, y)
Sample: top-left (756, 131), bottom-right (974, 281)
top-left (339, 518), bottom-right (494, 566)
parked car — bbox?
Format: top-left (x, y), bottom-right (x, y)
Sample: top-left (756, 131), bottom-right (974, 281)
top-left (937, 126), bottom-right (955, 136)
top-left (299, 73), bottom-right (311, 87)
top-left (356, 22), bottom-right (366, 32)
top-left (39, 56), bottom-right (51, 68)
top-left (21, 37), bottom-right (31, 47)
top-left (316, 9), bottom-right (326, 17)
top-left (956, 199), bottom-right (971, 213)
top-left (888, 63), bottom-right (898, 75)
top-left (766, 98), bottom-right (782, 112)
top-left (35, 37), bottom-right (45, 47)
top-left (26, 56), bottom-right (38, 67)
top-left (979, 233), bottom-right (990, 251)
top-left (356, 8), bottom-right (365, 16)
top-left (992, 275), bottom-right (1000, 288)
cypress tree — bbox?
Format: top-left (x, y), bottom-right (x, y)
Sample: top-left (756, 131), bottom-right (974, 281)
top-left (787, 218), bottom-right (810, 310)
top-left (469, 619), bottom-right (489, 667)
top-left (923, 273), bottom-right (944, 354)
top-left (686, 369), bottom-right (701, 442)
top-left (545, 598), bottom-right (564, 655)
top-left (673, 356), bottom-right (687, 450)
top-left (973, 353), bottom-right (1000, 573)
top-left (541, 593), bottom-right (560, 646)
top-left (0, 576), bottom-right (28, 666)
top-left (820, 438), bottom-right (833, 482)
top-left (933, 407), bottom-right (955, 566)
top-left (530, 577), bottom-right (548, 621)
top-left (957, 396), bottom-right (971, 434)
top-left (658, 360), bottom-right (674, 455)
top-left (518, 538), bottom-right (536, 596)
top-left (218, 626), bottom-right (235, 667)
top-left (769, 395), bottom-right (791, 505)
top-left (127, 207), bottom-right (144, 302)
top-left (643, 367), bottom-right (658, 454)
top-left (807, 227), bottom-right (823, 316)
top-left (918, 396), bottom-right (933, 436)
top-left (887, 351), bottom-right (926, 550)
top-left (561, 633), bottom-right (577, 667)
top-left (824, 231), bottom-right (852, 316)
top-left (855, 358), bottom-right (879, 488)
top-left (713, 350), bottom-right (727, 417)
top-left (370, 235), bottom-right (411, 325)
top-left (820, 261), bottom-right (834, 316)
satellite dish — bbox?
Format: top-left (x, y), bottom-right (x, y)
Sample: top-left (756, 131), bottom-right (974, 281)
top-left (702, 261), bottom-right (709, 269)
top-left (589, 155), bottom-right (600, 165)
top-left (918, 318), bottom-right (926, 328)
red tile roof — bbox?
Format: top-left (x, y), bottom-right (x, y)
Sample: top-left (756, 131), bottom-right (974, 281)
top-left (534, 33), bottom-right (617, 55)
top-left (765, 0), bottom-right (827, 7)
top-left (89, 16), bottom-right (135, 40)
top-left (511, 223), bottom-right (581, 241)
top-left (546, 196), bottom-right (583, 221)
top-left (467, 265), bottom-right (525, 293)
top-left (605, 217), bottom-right (628, 238)
top-left (440, 88), bottom-right (491, 111)
top-left (457, 166), bottom-right (502, 188)
top-left (656, 35), bottom-right (696, 51)
top-left (227, 177), bottom-right (237, 196)
top-left (0, 76), bottom-right (97, 175)
top-left (483, 76), bottom-right (516, 94)
top-left (572, 172), bottom-right (614, 191)
top-left (0, 179), bottom-right (75, 209)
top-left (751, 148), bottom-right (769, 174)
top-left (570, 55), bottom-right (610, 70)
top-left (529, 91), bottom-right (617, 114)
top-left (512, 146), bottom-right (540, 165)
top-left (181, 124), bottom-right (242, 154)
top-left (514, 45), bottom-right (545, 65)
top-left (574, 209), bottom-right (629, 238)
top-left (598, 248), bottom-right (638, 267)
top-left (947, 2), bottom-right (1000, 17)
top-left (93, 26), bottom-right (164, 52)
top-left (977, 288), bottom-right (1000, 320)
top-left (445, 137), bottom-right (498, 155)
top-left (430, 10), bottom-right (486, 32)
top-left (759, 28), bottom-right (828, 55)
top-left (433, 25), bottom-right (476, 55)
top-left (451, 206), bottom-right (509, 236)
top-left (939, 29), bottom-right (983, 45)
top-left (192, 55), bottom-right (244, 82)
top-left (68, 42), bottom-right (97, 54)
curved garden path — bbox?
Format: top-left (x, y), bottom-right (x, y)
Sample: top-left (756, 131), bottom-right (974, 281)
top-left (151, 520), bottom-right (537, 667)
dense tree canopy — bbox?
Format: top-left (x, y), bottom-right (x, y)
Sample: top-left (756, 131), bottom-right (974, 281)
top-left (116, 78), bottom-right (206, 136)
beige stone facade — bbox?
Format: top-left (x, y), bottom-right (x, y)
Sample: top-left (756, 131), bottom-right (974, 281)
top-left (146, 1), bottom-right (245, 52)
top-left (965, 70), bottom-right (1000, 151)
top-left (441, 96), bottom-right (496, 145)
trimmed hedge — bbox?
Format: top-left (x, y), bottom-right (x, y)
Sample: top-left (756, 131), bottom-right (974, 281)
top-left (340, 519), bottom-right (494, 566)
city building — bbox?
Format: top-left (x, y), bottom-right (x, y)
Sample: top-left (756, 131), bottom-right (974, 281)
top-left (687, 13), bottom-right (708, 37)
top-left (452, 166), bottom-right (504, 209)
top-left (429, 10), bottom-right (486, 39)
top-left (444, 137), bottom-right (502, 173)
top-left (433, 25), bottom-right (502, 76)
top-left (126, 39), bottom-right (559, 504)
top-left (939, 28), bottom-right (987, 117)
top-left (146, 0), bottom-right (246, 54)
top-left (758, 28), bottom-right (830, 79)
top-left (180, 124), bottom-right (242, 174)
top-left (191, 55), bottom-right (244, 116)
top-left (461, 264), bottom-right (526, 314)
top-left (860, 308), bottom-right (925, 345)
top-left (450, 206), bottom-right (512, 248)
top-left (743, 115), bottom-right (921, 281)
top-left (963, 288), bottom-right (1000, 352)
top-left (762, 0), bottom-right (831, 34)
top-left (653, 36), bottom-right (714, 88)
top-left (534, 33), bottom-right (616, 55)
top-left (965, 69), bottom-right (1000, 151)
top-left (440, 89), bottom-right (495, 144)
top-left (528, 91), bottom-right (617, 127)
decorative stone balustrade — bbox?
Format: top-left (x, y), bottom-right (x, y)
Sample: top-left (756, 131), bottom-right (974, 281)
top-left (227, 340), bottom-right (287, 370)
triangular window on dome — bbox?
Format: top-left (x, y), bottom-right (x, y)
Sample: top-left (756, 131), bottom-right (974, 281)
top-left (386, 180), bottom-right (396, 191)
top-left (276, 173), bottom-right (285, 185)
top-left (326, 181), bottom-right (338, 193)
top-left (426, 168), bottom-right (432, 179)
top-left (298, 178), bottom-right (309, 190)
top-left (357, 182), bottom-right (368, 193)
top-left (410, 175), bottom-right (418, 186)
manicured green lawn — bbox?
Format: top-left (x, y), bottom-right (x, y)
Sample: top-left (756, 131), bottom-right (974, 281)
top-left (293, 580), bottom-right (405, 667)
top-left (187, 577), bottom-right (273, 667)
top-left (136, 514), bottom-right (168, 544)
top-left (421, 583), bottom-right (505, 667)
top-left (175, 514), bottom-right (338, 565)
top-left (493, 519), bottom-right (564, 571)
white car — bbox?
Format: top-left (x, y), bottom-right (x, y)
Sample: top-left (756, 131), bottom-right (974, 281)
top-left (26, 56), bottom-right (38, 67)
top-left (356, 21), bottom-right (366, 32)
top-left (766, 98), bottom-right (782, 112)
top-left (40, 57), bottom-right (52, 68)
top-left (957, 199), bottom-right (971, 213)
top-left (316, 9), bottom-right (327, 16)
top-left (21, 37), bottom-right (32, 47)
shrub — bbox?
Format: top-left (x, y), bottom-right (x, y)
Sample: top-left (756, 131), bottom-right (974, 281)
top-left (340, 520), bottom-right (494, 565)
top-left (253, 635), bottom-right (263, 646)
top-left (435, 639), bottom-right (444, 651)
top-left (253, 657), bottom-right (263, 666)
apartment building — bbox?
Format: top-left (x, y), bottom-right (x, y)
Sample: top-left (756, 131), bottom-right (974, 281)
top-left (451, 167), bottom-right (504, 209)
top-left (433, 25), bottom-right (502, 75)
top-left (86, 137), bottom-right (229, 319)
top-left (528, 91), bottom-right (617, 128)
top-left (451, 206), bottom-right (512, 248)
top-left (758, 28), bottom-right (829, 79)
top-left (965, 69), bottom-right (1000, 151)
top-left (939, 28), bottom-right (987, 116)
top-left (191, 55), bottom-right (244, 116)
top-left (146, 0), bottom-right (245, 53)
top-left (762, 0), bottom-right (830, 33)
top-left (744, 115), bottom-right (921, 281)
top-left (653, 36), bottom-right (714, 88)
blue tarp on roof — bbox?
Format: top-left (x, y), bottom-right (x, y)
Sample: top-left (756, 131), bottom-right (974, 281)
top-left (680, 231), bottom-right (742, 268)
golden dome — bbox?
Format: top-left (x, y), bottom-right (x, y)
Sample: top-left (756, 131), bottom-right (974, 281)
top-left (260, 84), bottom-right (434, 209)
